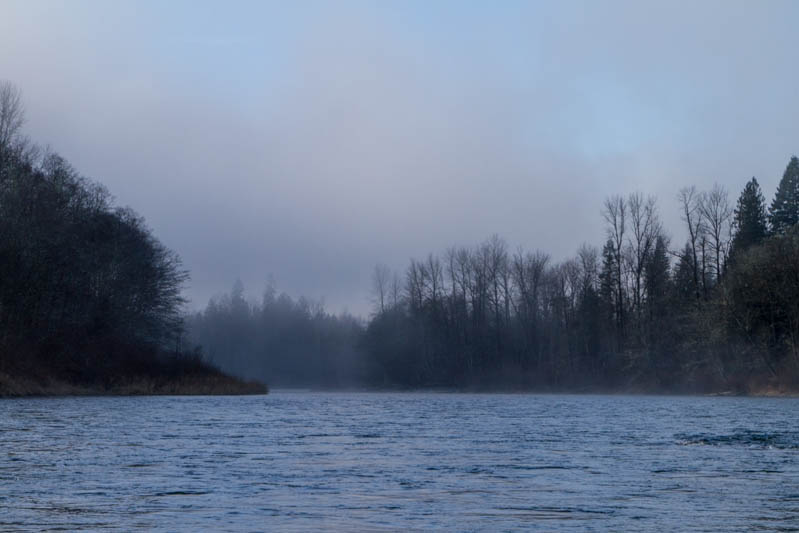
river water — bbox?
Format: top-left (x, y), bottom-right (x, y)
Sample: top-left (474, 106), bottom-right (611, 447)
top-left (1, 392), bottom-right (798, 531)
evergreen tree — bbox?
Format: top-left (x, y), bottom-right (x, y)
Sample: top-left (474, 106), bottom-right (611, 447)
top-left (645, 235), bottom-right (671, 312)
top-left (598, 239), bottom-right (620, 351)
top-left (673, 243), bottom-right (697, 304)
top-left (730, 177), bottom-right (768, 259)
top-left (769, 156), bottom-right (799, 234)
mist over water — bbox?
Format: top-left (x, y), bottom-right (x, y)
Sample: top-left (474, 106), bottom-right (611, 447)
top-left (3, 393), bottom-right (799, 531)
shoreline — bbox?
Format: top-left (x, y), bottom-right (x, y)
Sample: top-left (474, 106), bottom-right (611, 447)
top-left (253, 384), bottom-right (799, 398)
top-left (4, 377), bottom-right (795, 399)
top-left (0, 372), bottom-right (267, 398)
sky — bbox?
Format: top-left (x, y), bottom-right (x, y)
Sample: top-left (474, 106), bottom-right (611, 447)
top-left (2, 0), bottom-right (798, 316)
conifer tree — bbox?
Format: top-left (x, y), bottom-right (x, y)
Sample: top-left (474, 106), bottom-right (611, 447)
top-left (672, 243), bottom-right (697, 304)
top-left (730, 177), bottom-right (768, 259)
top-left (645, 235), bottom-right (671, 310)
top-left (769, 156), bottom-right (799, 234)
top-left (598, 239), bottom-right (621, 350)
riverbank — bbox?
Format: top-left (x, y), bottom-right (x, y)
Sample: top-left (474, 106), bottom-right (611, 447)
top-left (0, 370), bottom-right (267, 397)
top-left (307, 378), bottom-right (799, 397)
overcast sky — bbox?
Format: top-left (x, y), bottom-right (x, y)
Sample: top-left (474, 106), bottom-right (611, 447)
top-left (2, 0), bottom-right (798, 315)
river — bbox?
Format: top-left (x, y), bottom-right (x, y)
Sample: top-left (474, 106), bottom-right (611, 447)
top-left (2, 392), bottom-right (798, 531)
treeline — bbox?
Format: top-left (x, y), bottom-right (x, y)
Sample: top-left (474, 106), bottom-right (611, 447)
top-left (194, 157), bottom-right (799, 394)
top-left (0, 82), bottom-right (260, 393)
top-left (362, 160), bottom-right (799, 392)
top-left (186, 281), bottom-right (364, 387)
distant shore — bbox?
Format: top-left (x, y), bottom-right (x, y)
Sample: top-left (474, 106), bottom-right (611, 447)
top-left (268, 382), bottom-right (799, 397)
top-left (5, 372), bottom-right (796, 399)
top-left (0, 372), bottom-right (267, 398)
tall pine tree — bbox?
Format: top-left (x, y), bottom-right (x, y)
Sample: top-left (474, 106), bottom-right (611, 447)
top-left (769, 156), bottom-right (799, 234)
top-left (730, 177), bottom-right (768, 260)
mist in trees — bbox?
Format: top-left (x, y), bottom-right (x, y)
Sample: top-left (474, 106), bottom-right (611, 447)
top-left (357, 172), bottom-right (799, 392)
top-left (186, 280), bottom-right (364, 388)
top-left (189, 155), bottom-right (799, 393)
top-left (4, 78), bottom-right (799, 393)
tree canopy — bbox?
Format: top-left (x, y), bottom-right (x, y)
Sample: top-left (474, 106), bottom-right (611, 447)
top-left (769, 156), bottom-right (799, 234)
top-left (730, 177), bottom-right (768, 260)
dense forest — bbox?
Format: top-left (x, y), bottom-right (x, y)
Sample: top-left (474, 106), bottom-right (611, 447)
top-left (192, 157), bottom-right (799, 394)
top-left (0, 82), bottom-right (263, 395)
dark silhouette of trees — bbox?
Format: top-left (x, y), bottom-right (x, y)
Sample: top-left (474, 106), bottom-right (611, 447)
top-left (9, 69), bottom-right (790, 394)
top-left (180, 158), bottom-right (799, 393)
top-left (730, 177), bottom-right (768, 259)
top-left (350, 171), bottom-right (799, 392)
top-left (0, 83), bottom-right (248, 392)
top-left (0, 146), bottom-right (189, 378)
top-left (699, 184), bottom-right (733, 281)
top-left (602, 195), bottom-right (626, 348)
top-left (726, 226), bottom-right (799, 377)
top-left (678, 186), bottom-right (705, 302)
top-left (769, 156), bottom-right (799, 235)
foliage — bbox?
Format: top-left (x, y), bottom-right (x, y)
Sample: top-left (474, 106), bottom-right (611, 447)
top-left (4, 80), bottom-right (797, 393)
top-left (730, 177), bottom-right (768, 259)
top-left (0, 90), bottom-right (199, 386)
top-left (192, 170), bottom-right (799, 393)
top-left (769, 156), bottom-right (799, 235)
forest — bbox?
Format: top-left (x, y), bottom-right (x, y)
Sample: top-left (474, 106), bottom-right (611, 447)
top-left (2, 79), bottom-right (799, 394)
top-left (192, 157), bottom-right (799, 394)
top-left (0, 82), bottom-right (263, 394)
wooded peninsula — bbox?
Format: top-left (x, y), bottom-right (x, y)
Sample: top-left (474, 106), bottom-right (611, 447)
top-left (0, 83), bottom-right (264, 396)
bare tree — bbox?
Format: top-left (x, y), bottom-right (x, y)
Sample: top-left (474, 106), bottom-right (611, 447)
top-left (626, 192), bottom-right (661, 330)
top-left (390, 271), bottom-right (401, 308)
top-left (406, 259), bottom-right (425, 312)
top-left (371, 263), bottom-right (391, 314)
top-left (511, 249), bottom-right (549, 368)
top-left (699, 183), bottom-right (733, 282)
top-left (577, 243), bottom-right (599, 295)
top-left (678, 186), bottom-right (705, 301)
top-left (485, 235), bottom-right (509, 330)
top-left (602, 195), bottom-right (626, 339)
top-left (424, 253), bottom-right (444, 310)
top-left (0, 81), bottom-right (25, 150)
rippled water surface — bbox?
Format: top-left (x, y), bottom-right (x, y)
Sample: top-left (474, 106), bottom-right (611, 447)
top-left (2, 392), bottom-right (799, 531)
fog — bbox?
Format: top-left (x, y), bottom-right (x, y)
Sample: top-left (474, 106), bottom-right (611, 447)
top-left (2, 0), bottom-right (798, 315)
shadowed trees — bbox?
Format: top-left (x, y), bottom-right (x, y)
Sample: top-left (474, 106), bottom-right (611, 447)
top-left (730, 177), bottom-right (768, 260)
top-left (0, 84), bottom-right (204, 386)
top-left (171, 150), bottom-right (799, 392)
top-left (602, 195), bottom-right (626, 349)
top-left (726, 226), bottom-right (799, 377)
top-left (356, 169), bottom-right (799, 392)
top-left (769, 156), bottom-right (799, 235)
top-left (0, 147), bottom-right (189, 378)
top-left (699, 184), bottom-right (733, 281)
